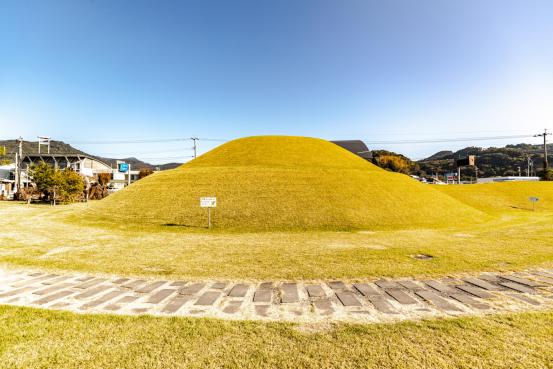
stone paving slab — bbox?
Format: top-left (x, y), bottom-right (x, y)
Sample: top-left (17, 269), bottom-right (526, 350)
top-left (386, 289), bottom-right (418, 305)
top-left (306, 285), bottom-right (326, 298)
top-left (328, 281), bottom-right (347, 290)
top-left (499, 275), bottom-right (543, 287)
top-left (397, 280), bottom-right (424, 291)
top-left (34, 290), bottom-right (75, 305)
top-left (0, 267), bottom-right (552, 324)
top-left (195, 291), bottom-right (221, 306)
top-left (211, 282), bottom-right (227, 290)
top-left (136, 281), bottom-right (167, 293)
top-left (74, 285), bottom-right (113, 300)
top-left (179, 283), bottom-right (205, 295)
top-left (80, 290), bottom-right (126, 310)
top-left (41, 276), bottom-right (71, 285)
top-left (147, 289), bottom-right (176, 303)
top-left (33, 283), bottom-right (74, 296)
top-left (365, 295), bottom-right (397, 314)
top-left (336, 292), bottom-right (362, 307)
top-left (12, 274), bottom-right (59, 288)
top-left (228, 284), bottom-right (249, 297)
top-left (353, 283), bottom-right (380, 297)
top-left (75, 278), bottom-right (106, 289)
top-left (313, 299), bottom-right (334, 314)
top-left (222, 300), bottom-right (242, 314)
top-left (455, 285), bottom-right (494, 299)
top-left (280, 283), bottom-right (299, 303)
top-left (449, 293), bottom-right (490, 310)
top-left (499, 281), bottom-right (537, 294)
top-left (162, 295), bottom-right (192, 314)
top-left (423, 280), bottom-right (455, 294)
top-left (105, 295), bottom-right (140, 311)
top-left (253, 289), bottom-right (272, 303)
top-left (121, 279), bottom-right (146, 290)
top-left (374, 279), bottom-right (401, 290)
top-left (463, 278), bottom-right (502, 291)
top-left (415, 290), bottom-right (462, 312)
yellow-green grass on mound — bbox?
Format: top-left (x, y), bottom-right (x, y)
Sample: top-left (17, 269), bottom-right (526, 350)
top-left (83, 136), bottom-right (487, 231)
top-left (436, 181), bottom-right (553, 214)
top-left (1, 306), bottom-right (552, 369)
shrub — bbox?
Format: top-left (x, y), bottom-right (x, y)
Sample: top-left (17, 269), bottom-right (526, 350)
top-left (139, 168), bottom-right (154, 179)
top-left (540, 168), bottom-right (553, 181)
top-left (28, 163), bottom-right (84, 203)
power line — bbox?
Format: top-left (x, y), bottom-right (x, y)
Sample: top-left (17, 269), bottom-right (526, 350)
top-left (72, 137), bottom-right (229, 144)
top-left (363, 134), bottom-right (536, 145)
top-left (97, 147), bottom-right (196, 156)
top-left (138, 155), bottom-right (195, 160)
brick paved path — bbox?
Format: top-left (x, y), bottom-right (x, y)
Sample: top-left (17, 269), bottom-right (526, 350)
top-left (1, 267), bottom-right (552, 323)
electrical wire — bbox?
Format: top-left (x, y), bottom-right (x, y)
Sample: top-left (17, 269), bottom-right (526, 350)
top-left (72, 138), bottom-right (229, 144)
top-left (363, 134), bottom-right (536, 145)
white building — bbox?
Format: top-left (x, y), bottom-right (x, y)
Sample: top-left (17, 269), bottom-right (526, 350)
top-left (476, 176), bottom-right (540, 184)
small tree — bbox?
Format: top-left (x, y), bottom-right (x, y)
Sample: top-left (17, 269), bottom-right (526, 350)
top-left (54, 169), bottom-right (84, 203)
top-left (28, 162), bottom-right (55, 196)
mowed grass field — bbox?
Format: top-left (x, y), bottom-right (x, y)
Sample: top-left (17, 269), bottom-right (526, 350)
top-left (1, 305), bottom-right (552, 369)
top-left (0, 197), bottom-right (552, 280)
top-left (82, 136), bottom-right (488, 231)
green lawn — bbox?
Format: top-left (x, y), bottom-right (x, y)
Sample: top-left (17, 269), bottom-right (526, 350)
top-left (1, 202), bottom-right (552, 280)
top-left (1, 305), bottom-right (551, 368)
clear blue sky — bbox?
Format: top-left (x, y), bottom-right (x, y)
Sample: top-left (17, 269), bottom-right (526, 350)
top-left (1, 0), bottom-right (552, 162)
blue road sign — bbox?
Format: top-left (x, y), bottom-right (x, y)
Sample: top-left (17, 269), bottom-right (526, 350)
top-left (118, 163), bottom-right (129, 173)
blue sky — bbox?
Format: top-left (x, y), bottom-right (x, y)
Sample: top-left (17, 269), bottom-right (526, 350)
top-left (1, 0), bottom-right (553, 162)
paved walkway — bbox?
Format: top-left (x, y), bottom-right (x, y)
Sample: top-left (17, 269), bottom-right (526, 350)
top-left (1, 267), bottom-right (552, 323)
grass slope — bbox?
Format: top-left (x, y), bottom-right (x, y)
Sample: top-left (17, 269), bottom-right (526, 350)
top-left (1, 306), bottom-right (552, 369)
top-left (436, 181), bottom-right (553, 214)
top-left (86, 136), bottom-right (485, 230)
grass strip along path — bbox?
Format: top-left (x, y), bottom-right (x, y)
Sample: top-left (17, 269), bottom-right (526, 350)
top-left (0, 306), bottom-right (552, 369)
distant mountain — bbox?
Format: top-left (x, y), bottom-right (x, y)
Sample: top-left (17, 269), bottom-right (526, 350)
top-left (0, 139), bottom-right (88, 157)
top-left (0, 139), bottom-right (182, 171)
top-left (417, 143), bottom-right (552, 178)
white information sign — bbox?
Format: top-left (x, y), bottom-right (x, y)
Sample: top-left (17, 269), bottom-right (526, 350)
top-left (529, 196), bottom-right (539, 211)
top-left (200, 197), bottom-right (217, 208)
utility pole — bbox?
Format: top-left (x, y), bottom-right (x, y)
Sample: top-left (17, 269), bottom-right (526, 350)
top-left (534, 129), bottom-right (552, 172)
top-left (191, 137), bottom-right (199, 159)
top-left (16, 137), bottom-right (23, 195)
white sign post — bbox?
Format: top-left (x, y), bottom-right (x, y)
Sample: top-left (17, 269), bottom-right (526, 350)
top-left (200, 197), bottom-right (217, 228)
top-left (529, 196), bottom-right (539, 211)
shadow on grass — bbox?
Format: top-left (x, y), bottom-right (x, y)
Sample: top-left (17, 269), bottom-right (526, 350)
top-left (163, 223), bottom-right (206, 229)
